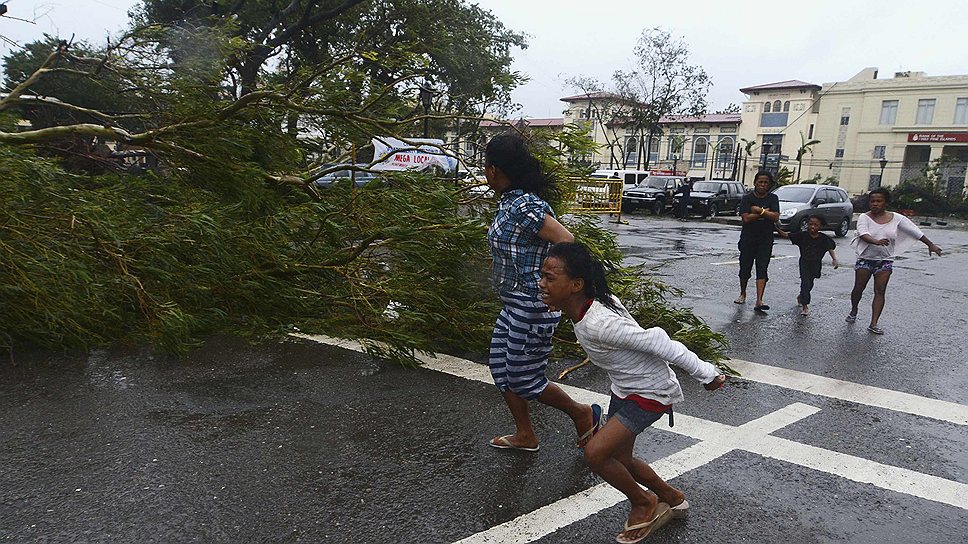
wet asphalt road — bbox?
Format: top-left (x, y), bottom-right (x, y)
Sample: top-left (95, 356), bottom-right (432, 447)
top-left (1, 214), bottom-right (966, 543)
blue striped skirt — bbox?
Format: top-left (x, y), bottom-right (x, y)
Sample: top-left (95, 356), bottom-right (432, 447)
top-left (488, 292), bottom-right (561, 400)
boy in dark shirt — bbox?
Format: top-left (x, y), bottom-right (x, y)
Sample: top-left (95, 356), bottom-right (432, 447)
top-left (779, 215), bottom-right (838, 316)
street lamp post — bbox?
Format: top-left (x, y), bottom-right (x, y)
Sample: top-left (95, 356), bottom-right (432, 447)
top-left (418, 85), bottom-right (434, 138)
top-left (761, 142), bottom-right (773, 171)
top-left (878, 157), bottom-right (888, 188)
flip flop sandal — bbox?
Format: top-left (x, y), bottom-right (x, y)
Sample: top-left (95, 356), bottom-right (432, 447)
top-left (867, 326), bottom-right (885, 335)
top-left (800, 306), bottom-right (809, 316)
top-left (733, 296), bottom-right (746, 304)
top-left (754, 304), bottom-right (770, 312)
top-left (615, 502), bottom-right (673, 544)
top-left (489, 435), bottom-right (539, 452)
top-left (577, 403), bottom-right (605, 446)
top-left (845, 314), bottom-right (857, 323)
top-left (670, 499), bottom-right (690, 519)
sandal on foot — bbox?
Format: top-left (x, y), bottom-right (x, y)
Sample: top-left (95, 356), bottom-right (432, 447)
top-left (670, 499), bottom-right (690, 519)
top-left (753, 304), bottom-right (770, 312)
top-left (489, 435), bottom-right (539, 452)
top-left (800, 306), bottom-right (809, 316)
top-left (577, 403), bottom-right (605, 446)
top-left (845, 314), bottom-right (857, 323)
top-left (867, 326), bottom-right (885, 335)
top-left (615, 503), bottom-right (673, 544)
top-left (733, 296), bottom-right (746, 304)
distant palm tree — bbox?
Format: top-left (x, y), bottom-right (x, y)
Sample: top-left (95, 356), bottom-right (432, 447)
top-left (739, 138), bottom-right (758, 183)
top-left (795, 131), bottom-right (821, 182)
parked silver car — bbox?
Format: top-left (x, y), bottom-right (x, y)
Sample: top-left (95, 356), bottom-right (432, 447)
top-left (774, 184), bottom-right (853, 237)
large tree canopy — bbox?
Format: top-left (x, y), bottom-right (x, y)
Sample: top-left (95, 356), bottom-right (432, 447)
top-left (0, 3), bottom-right (729, 369)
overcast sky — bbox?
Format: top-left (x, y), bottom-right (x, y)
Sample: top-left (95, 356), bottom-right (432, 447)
top-left (3, 0), bottom-right (967, 117)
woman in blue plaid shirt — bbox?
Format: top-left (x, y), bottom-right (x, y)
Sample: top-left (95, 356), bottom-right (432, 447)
top-left (485, 133), bottom-right (603, 453)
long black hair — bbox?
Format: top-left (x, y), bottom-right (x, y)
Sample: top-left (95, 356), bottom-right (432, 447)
top-left (547, 242), bottom-right (621, 313)
top-left (485, 132), bottom-right (557, 201)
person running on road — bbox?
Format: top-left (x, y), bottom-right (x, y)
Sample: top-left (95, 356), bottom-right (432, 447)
top-left (735, 171), bottom-right (780, 312)
top-left (484, 132), bottom-right (602, 453)
top-left (539, 241), bottom-right (726, 544)
top-left (776, 214), bottom-right (839, 316)
top-left (847, 187), bottom-right (942, 334)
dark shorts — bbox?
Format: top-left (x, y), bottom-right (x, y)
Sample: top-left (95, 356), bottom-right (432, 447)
top-left (738, 237), bottom-right (773, 281)
top-left (855, 258), bottom-right (893, 274)
top-left (607, 393), bottom-right (667, 435)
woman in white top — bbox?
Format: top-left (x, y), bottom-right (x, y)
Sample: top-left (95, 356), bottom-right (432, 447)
top-left (539, 242), bottom-right (725, 544)
top-left (848, 187), bottom-right (942, 334)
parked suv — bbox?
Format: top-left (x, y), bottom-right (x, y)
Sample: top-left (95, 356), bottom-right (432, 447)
top-left (622, 175), bottom-right (685, 214)
top-left (774, 184), bottom-right (853, 237)
top-left (676, 180), bottom-right (748, 217)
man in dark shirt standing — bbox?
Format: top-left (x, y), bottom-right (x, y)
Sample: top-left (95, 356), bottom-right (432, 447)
top-left (735, 171), bottom-right (780, 312)
top-left (678, 179), bottom-right (691, 221)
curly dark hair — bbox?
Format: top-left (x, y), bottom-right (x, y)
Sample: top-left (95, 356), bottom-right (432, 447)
top-left (869, 186), bottom-right (892, 203)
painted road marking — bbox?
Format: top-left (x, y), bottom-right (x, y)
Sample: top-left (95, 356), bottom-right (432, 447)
top-left (711, 254), bottom-right (795, 265)
top-left (727, 358), bottom-right (968, 426)
top-left (294, 334), bottom-right (968, 541)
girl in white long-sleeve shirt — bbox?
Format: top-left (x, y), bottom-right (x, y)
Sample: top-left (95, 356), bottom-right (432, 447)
top-left (539, 242), bottom-right (726, 544)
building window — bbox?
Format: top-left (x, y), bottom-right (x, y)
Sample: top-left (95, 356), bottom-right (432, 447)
top-left (648, 138), bottom-right (659, 164)
top-left (764, 102), bottom-right (772, 113)
top-left (808, 123), bottom-right (815, 139)
top-left (879, 100), bottom-right (898, 125)
top-left (783, 101), bottom-right (790, 112)
top-left (873, 145), bottom-right (886, 159)
top-left (579, 109), bottom-right (588, 119)
top-left (773, 100), bottom-right (781, 112)
top-left (624, 137), bottom-right (637, 167)
top-left (667, 137), bottom-right (682, 160)
top-left (835, 148), bottom-right (845, 158)
top-left (692, 137), bottom-right (708, 167)
top-left (915, 99), bottom-right (935, 125)
top-left (760, 112), bottom-right (788, 127)
top-left (954, 98), bottom-right (968, 124)
top-left (840, 114), bottom-right (850, 125)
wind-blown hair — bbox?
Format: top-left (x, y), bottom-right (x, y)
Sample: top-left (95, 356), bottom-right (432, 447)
top-left (484, 132), bottom-right (557, 201)
top-left (547, 242), bottom-right (621, 313)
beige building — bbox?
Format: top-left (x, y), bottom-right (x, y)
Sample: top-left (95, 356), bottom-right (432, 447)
top-left (737, 70), bottom-right (968, 195)
top-left (736, 80), bottom-right (822, 183)
top-left (808, 68), bottom-right (968, 195)
top-left (561, 92), bottom-right (741, 179)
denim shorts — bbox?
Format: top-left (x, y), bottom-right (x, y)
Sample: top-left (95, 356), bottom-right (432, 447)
top-left (607, 392), bottom-right (667, 435)
top-left (855, 258), bottom-right (893, 274)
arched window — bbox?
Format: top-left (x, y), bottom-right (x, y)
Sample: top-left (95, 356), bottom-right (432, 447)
top-left (624, 137), bottom-right (637, 167)
top-left (783, 101), bottom-right (791, 112)
top-left (773, 100), bottom-right (782, 112)
top-left (692, 137), bottom-right (708, 167)
top-left (764, 102), bottom-right (772, 113)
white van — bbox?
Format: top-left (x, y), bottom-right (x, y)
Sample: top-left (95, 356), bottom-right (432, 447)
top-left (589, 169), bottom-right (651, 190)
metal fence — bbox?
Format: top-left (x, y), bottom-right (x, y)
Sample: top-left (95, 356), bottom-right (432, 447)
top-left (564, 178), bottom-right (624, 215)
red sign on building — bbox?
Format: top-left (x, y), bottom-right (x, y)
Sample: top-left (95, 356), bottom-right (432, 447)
top-left (907, 133), bottom-right (968, 143)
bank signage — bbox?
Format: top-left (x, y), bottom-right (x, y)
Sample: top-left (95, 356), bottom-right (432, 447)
top-left (907, 133), bottom-right (968, 143)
